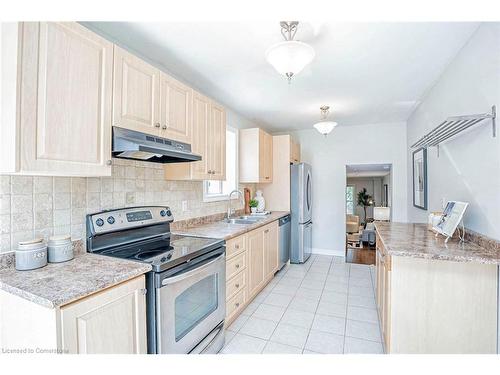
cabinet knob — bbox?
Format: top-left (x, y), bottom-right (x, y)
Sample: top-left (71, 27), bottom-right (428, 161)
top-left (106, 160), bottom-right (112, 166)
top-left (235, 245), bottom-right (240, 249)
top-left (265, 229), bottom-right (269, 233)
top-left (235, 264), bottom-right (240, 269)
top-left (265, 176), bottom-right (270, 179)
top-left (235, 303), bottom-right (240, 308)
top-left (154, 123), bottom-right (161, 128)
top-left (162, 124), bottom-right (167, 130)
top-left (140, 288), bottom-right (147, 295)
top-left (235, 283), bottom-right (240, 288)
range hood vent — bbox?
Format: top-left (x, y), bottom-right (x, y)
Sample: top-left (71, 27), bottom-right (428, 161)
top-left (112, 127), bottom-right (202, 164)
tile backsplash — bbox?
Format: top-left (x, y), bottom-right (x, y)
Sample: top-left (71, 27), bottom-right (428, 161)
top-left (0, 159), bottom-right (249, 253)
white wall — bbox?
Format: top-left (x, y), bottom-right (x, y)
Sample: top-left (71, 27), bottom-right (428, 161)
top-left (383, 173), bottom-right (392, 208)
top-left (406, 23), bottom-right (500, 240)
top-left (293, 122), bottom-right (408, 256)
top-left (346, 177), bottom-right (383, 221)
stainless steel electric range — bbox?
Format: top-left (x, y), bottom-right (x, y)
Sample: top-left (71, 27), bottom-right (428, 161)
top-left (86, 206), bottom-right (226, 354)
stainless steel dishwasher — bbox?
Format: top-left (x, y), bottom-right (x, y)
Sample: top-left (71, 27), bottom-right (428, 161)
top-left (278, 215), bottom-right (291, 269)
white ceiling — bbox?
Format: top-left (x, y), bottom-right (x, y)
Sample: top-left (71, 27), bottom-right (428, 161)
top-left (346, 164), bottom-right (391, 177)
top-left (86, 22), bottom-right (480, 132)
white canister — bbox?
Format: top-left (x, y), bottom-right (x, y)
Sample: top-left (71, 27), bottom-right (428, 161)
top-left (48, 235), bottom-right (74, 263)
top-left (15, 238), bottom-right (47, 271)
top-left (255, 190), bottom-right (266, 212)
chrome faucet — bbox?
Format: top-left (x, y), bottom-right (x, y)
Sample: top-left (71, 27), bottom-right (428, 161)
top-left (227, 190), bottom-right (243, 219)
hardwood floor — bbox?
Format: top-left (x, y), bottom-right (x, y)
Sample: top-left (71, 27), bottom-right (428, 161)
top-left (346, 246), bottom-right (376, 265)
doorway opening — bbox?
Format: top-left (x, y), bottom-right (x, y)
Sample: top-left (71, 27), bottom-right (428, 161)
top-left (345, 163), bottom-right (392, 265)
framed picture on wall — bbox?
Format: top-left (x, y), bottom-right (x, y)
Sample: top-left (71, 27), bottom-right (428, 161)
top-left (412, 148), bottom-right (427, 210)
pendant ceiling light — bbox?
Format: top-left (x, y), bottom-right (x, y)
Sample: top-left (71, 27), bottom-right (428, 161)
top-left (313, 105), bottom-right (338, 136)
top-left (265, 21), bottom-right (315, 83)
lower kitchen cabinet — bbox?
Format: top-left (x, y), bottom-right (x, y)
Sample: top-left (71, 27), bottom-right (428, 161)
top-left (375, 231), bottom-right (498, 354)
top-left (0, 276), bottom-right (147, 354)
top-left (225, 221), bottom-right (279, 326)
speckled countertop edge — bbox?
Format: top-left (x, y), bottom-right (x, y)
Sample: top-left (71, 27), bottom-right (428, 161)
top-left (375, 222), bottom-right (500, 265)
top-left (172, 211), bottom-right (290, 240)
top-left (0, 253), bottom-right (152, 309)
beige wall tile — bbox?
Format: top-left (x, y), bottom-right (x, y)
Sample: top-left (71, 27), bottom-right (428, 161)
top-left (54, 177), bottom-right (71, 193)
top-left (71, 208), bottom-right (86, 225)
top-left (34, 176), bottom-right (53, 194)
top-left (35, 210), bottom-right (53, 230)
top-left (54, 193), bottom-right (71, 210)
top-left (11, 212), bottom-right (33, 232)
top-left (11, 195), bottom-right (33, 213)
top-left (34, 193), bottom-right (53, 211)
top-left (54, 209), bottom-right (71, 227)
top-left (11, 176), bottom-right (33, 194)
top-left (0, 234), bottom-right (11, 253)
top-left (71, 192), bottom-right (86, 208)
top-left (71, 177), bottom-right (87, 193)
top-left (0, 176), bottom-right (11, 195)
top-left (0, 214), bottom-right (11, 234)
top-left (87, 178), bottom-right (101, 193)
top-left (0, 194), bottom-right (11, 215)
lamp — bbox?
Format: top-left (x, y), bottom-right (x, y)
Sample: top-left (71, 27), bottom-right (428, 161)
top-left (313, 105), bottom-right (338, 136)
top-left (266, 21), bottom-right (315, 83)
top-left (373, 207), bottom-right (391, 221)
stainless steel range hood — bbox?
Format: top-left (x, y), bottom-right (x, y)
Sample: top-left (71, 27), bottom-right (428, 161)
top-left (112, 127), bottom-right (202, 163)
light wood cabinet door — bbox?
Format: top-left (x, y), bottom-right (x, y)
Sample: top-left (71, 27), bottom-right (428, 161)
top-left (159, 72), bottom-right (192, 143)
top-left (290, 139), bottom-right (301, 163)
top-left (247, 228), bottom-right (265, 297)
top-left (113, 46), bottom-right (160, 135)
top-left (264, 222), bottom-right (279, 279)
top-left (19, 22), bottom-right (113, 176)
top-left (190, 91), bottom-right (211, 179)
top-left (208, 101), bottom-right (226, 180)
top-left (260, 131), bottom-right (273, 182)
top-left (60, 277), bottom-right (147, 354)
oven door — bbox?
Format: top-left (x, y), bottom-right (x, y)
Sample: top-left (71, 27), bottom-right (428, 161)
top-left (155, 250), bottom-right (226, 354)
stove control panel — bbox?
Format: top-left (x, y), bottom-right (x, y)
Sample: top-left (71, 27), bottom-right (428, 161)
top-left (87, 206), bottom-right (174, 235)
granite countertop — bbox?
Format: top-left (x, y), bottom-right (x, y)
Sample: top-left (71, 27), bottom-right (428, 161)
top-left (374, 222), bottom-right (499, 264)
top-left (172, 211), bottom-right (290, 240)
top-left (0, 253), bottom-right (152, 309)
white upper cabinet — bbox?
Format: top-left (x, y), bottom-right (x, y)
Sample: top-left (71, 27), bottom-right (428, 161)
top-left (113, 46), bottom-right (160, 135)
top-left (159, 72), bottom-right (192, 143)
top-left (1, 22), bottom-right (113, 176)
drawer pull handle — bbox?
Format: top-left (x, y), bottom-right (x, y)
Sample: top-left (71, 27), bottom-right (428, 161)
top-left (235, 264), bottom-right (240, 269)
top-left (235, 303), bottom-right (240, 308)
top-left (264, 229), bottom-right (269, 233)
top-left (235, 283), bottom-right (240, 288)
top-left (235, 245), bottom-right (240, 249)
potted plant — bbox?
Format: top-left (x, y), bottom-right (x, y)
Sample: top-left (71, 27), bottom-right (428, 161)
top-left (357, 188), bottom-right (374, 227)
top-left (249, 199), bottom-right (258, 214)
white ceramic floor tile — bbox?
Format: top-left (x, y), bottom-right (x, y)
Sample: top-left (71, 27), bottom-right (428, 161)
top-left (227, 313), bottom-right (250, 332)
top-left (348, 294), bottom-right (376, 309)
top-left (239, 316), bottom-right (278, 340)
top-left (303, 272), bottom-right (328, 282)
top-left (345, 319), bottom-right (382, 342)
top-left (288, 295), bottom-right (319, 313)
top-left (263, 341), bottom-right (303, 354)
top-left (280, 309), bottom-right (315, 329)
top-left (348, 285), bottom-right (375, 297)
top-left (221, 333), bottom-right (267, 354)
top-left (224, 330), bottom-right (236, 345)
top-left (271, 283), bottom-right (300, 296)
top-left (300, 279), bottom-right (325, 291)
top-left (263, 292), bottom-right (294, 308)
top-left (270, 322), bottom-right (310, 349)
top-left (347, 306), bottom-right (379, 324)
top-left (349, 269), bottom-right (372, 279)
top-left (320, 291), bottom-right (348, 305)
top-left (305, 330), bottom-right (344, 354)
top-left (295, 287), bottom-right (323, 301)
top-left (349, 277), bottom-right (372, 287)
top-left (252, 292), bottom-right (268, 304)
top-left (285, 269), bottom-right (308, 279)
top-left (303, 349), bottom-right (322, 354)
top-left (316, 300), bottom-right (348, 318)
top-left (323, 282), bottom-right (349, 294)
top-left (343, 337), bottom-right (384, 354)
top-left (311, 314), bottom-right (346, 335)
top-left (278, 277), bottom-right (303, 287)
top-left (252, 303), bottom-right (287, 322)
top-left (242, 300), bottom-right (260, 315)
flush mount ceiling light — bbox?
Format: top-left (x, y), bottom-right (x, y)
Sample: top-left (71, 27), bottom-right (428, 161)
top-left (313, 105), bottom-right (338, 136)
top-left (265, 21), bottom-right (315, 83)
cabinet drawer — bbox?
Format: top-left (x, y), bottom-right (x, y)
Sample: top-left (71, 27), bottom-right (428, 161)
top-left (226, 235), bottom-right (246, 258)
top-left (226, 251), bottom-right (246, 280)
top-left (226, 288), bottom-right (246, 320)
top-left (226, 270), bottom-right (247, 300)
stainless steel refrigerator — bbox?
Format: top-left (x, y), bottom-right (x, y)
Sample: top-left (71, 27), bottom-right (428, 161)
top-left (290, 163), bottom-right (312, 263)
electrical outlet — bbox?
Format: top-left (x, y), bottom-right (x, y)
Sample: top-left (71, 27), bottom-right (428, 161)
top-left (182, 201), bottom-right (188, 212)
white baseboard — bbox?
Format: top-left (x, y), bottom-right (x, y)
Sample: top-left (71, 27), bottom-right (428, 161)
top-left (311, 247), bottom-right (345, 257)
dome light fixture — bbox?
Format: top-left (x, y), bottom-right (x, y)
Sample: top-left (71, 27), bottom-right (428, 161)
top-left (313, 105), bottom-right (338, 136)
top-left (265, 21), bottom-right (315, 83)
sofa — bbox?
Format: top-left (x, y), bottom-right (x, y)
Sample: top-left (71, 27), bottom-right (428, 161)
top-left (346, 214), bottom-right (360, 234)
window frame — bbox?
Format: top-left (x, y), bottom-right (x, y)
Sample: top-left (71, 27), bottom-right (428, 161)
top-left (202, 125), bottom-right (239, 202)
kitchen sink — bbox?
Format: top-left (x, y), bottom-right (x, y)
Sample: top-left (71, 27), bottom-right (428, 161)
top-left (236, 215), bottom-right (267, 221)
top-left (223, 218), bottom-right (257, 225)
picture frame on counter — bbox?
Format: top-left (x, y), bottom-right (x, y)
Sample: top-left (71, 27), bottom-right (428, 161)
top-left (412, 148), bottom-right (427, 210)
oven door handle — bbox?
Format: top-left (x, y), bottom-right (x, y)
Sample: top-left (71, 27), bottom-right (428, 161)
top-left (161, 253), bottom-right (225, 286)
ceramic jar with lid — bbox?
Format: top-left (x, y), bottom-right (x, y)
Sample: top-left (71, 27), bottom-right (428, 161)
top-left (254, 190), bottom-right (266, 212)
top-left (15, 238), bottom-right (47, 271)
top-left (48, 235), bottom-right (74, 263)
